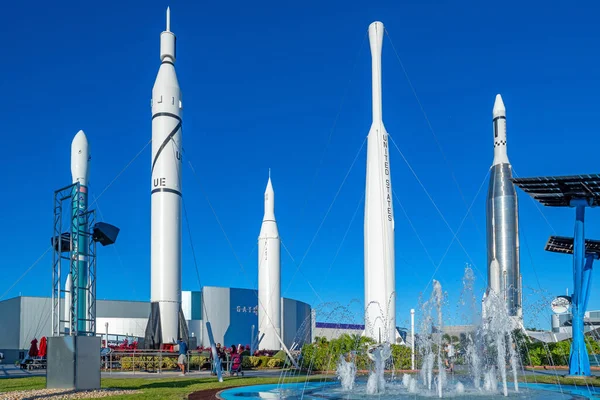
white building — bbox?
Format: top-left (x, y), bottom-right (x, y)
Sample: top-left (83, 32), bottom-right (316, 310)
top-left (0, 286), bottom-right (312, 363)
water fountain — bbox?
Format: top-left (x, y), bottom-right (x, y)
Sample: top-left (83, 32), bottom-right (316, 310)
top-left (219, 266), bottom-right (598, 399)
top-left (366, 342), bottom-right (391, 394)
top-left (337, 352), bottom-right (357, 391)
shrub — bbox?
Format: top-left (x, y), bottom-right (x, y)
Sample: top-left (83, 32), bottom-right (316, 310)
top-left (258, 356), bottom-right (271, 367)
top-left (189, 356), bottom-right (209, 369)
top-left (246, 356), bottom-right (262, 368)
top-left (241, 356), bottom-right (253, 369)
top-left (267, 358), bottom-right (284, 368)
top-left (119, 355), bottom-right (178, 370)
top-left (550, 341), bottom-right (570, 365)
top-left (586, 336), bottom-right (600, 354)
top-left (391, 344), bottom-right (412, 370)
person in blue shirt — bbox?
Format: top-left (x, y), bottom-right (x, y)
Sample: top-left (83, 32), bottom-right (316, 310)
top-left (177, 338), bottom-right (188, 375)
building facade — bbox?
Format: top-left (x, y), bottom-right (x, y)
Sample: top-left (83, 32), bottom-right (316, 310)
top-left (0, 287), bottom-right (312, 363)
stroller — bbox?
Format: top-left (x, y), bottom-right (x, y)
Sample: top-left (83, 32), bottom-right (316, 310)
top-left (230, 353), bottom-right (244, 376)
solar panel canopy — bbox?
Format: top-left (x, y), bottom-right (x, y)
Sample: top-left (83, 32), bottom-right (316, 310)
top-left (545, 235), bottom-right (600, 256)
top-left (511, 174), bottom-right (600, 207)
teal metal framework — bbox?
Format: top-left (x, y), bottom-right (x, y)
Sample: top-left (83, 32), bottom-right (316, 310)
top-left (51, 182), bottom-right (97, 337)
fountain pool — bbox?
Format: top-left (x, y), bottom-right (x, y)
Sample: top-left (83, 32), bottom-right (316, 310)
top-left (218, 380), bottom-right (599, 400)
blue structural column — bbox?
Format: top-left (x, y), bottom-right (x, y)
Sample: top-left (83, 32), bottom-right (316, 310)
top-left (582, 255), bottom-right (595, 312)
top-left (569, 200), bottom-right (591, 376)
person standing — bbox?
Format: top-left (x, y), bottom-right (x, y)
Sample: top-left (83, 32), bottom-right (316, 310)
top-left (446, 343), bottom-right (455, 373)
top-left (177, 337), bottom-right (188, 376)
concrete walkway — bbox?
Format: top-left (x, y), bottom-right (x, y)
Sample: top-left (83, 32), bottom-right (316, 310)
top-left (0, 365), bottom-right (45, 379)
top-left (0, 365), bottom-right (295, 380)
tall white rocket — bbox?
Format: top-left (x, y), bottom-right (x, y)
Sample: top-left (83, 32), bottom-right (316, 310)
top-left (258, 172), bottom-right (282, 350)
top-left (150, 7), bottom-right (183, 344)
top-left (364, 21), bottom-right (396, 344)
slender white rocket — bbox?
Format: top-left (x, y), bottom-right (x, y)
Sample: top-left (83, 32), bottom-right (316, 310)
top-left (150, 7), bottom-right (182, 344)
top-left (364, 21), bottom-right (396, 344)
top-left (258, 171), bottom-right (282, 350)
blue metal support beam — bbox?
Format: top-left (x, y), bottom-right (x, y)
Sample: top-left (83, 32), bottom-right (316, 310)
top-left (512, 174), bottom-right (599, 376)
top-left (568, 199), bottom-right (593, 376)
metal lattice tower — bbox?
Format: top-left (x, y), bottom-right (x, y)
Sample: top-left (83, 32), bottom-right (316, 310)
top-left (51, 182), bottom-right (97, 337)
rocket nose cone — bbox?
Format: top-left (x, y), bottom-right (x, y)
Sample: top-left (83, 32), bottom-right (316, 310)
top-left (71, 130), bottom-right (89, 159)
top-left (369, 21), bottom-right (384, 31)
top-left (493, 94), bottom-right (506, 118)
top-left (72, 130), bottom-right (88, 147)
top-left (368, 21), bottom-right (385, 41)
top-left (71, 130), bottom-right (90, 185)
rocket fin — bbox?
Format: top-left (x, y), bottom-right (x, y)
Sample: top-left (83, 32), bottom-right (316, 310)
top-left (143, 302), bottom-right (163, 349)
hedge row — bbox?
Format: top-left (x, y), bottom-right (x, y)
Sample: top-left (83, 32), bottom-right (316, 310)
top-left (300, 335), bottom-right (412, 371)
top-left (114, 354), bottom-right (286, 371)
top-left (519, 337), bottom-right (600, 367)
top-left (300, 332), bottom-right (600, 371)
top-left (242, 355), bottom-right (284, 368)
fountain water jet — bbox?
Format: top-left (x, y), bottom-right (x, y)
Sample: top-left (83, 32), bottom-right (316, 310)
top-left (366, 342), bottom-right (391, 394)
top-left (337, 353), bottom-right (357, 391)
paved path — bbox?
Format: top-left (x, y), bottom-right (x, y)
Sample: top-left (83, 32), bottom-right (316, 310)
top-left (522, 369), bottom-right (600, 378)
top-left (3, 364), bottom-right (597, 381)
top-left (0, 365), bottom-right (295, 380)
top-left (0, 365), bottom-right (45, 379)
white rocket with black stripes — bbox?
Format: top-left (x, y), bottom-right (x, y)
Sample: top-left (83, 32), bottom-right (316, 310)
top-left (150, 7), bottom-right (182, 345)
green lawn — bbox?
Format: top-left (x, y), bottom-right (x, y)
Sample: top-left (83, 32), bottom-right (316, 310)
top-left (519, 373), bottom-right (600, 387)
top-left (0, 374), bottom-right (333, 400)
top-left (1, 372), bottom-right (598, 399)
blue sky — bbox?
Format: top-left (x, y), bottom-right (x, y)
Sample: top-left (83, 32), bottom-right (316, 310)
top-left (1, 0), bottom-right (599, 331)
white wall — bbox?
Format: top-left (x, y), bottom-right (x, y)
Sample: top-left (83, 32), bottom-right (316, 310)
top-left (96, 318), bottom-right (148, 338)
top-left (182, 291), bottom-right (192, 319)
top-left (313, 327), bottom-right (365, 342)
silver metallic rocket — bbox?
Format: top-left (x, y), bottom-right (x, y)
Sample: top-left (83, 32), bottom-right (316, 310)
top-left (258, 172), bottom-right (282, 350)
top-left (364, 21), bottom-right (396, 344)
top-left (150, 7), bottom-right (183, 345)
top-left (485, 94), bottom-right (522, 321)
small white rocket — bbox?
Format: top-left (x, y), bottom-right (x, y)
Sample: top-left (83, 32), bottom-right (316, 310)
top-left (150, 7), bottom-right (183, 344)
top-left (364, 21), bottom-right (396, 344)
top-left (70, 130), bottom-right (90, 335)
top-left (258, 171), bottom-right (282, 350)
